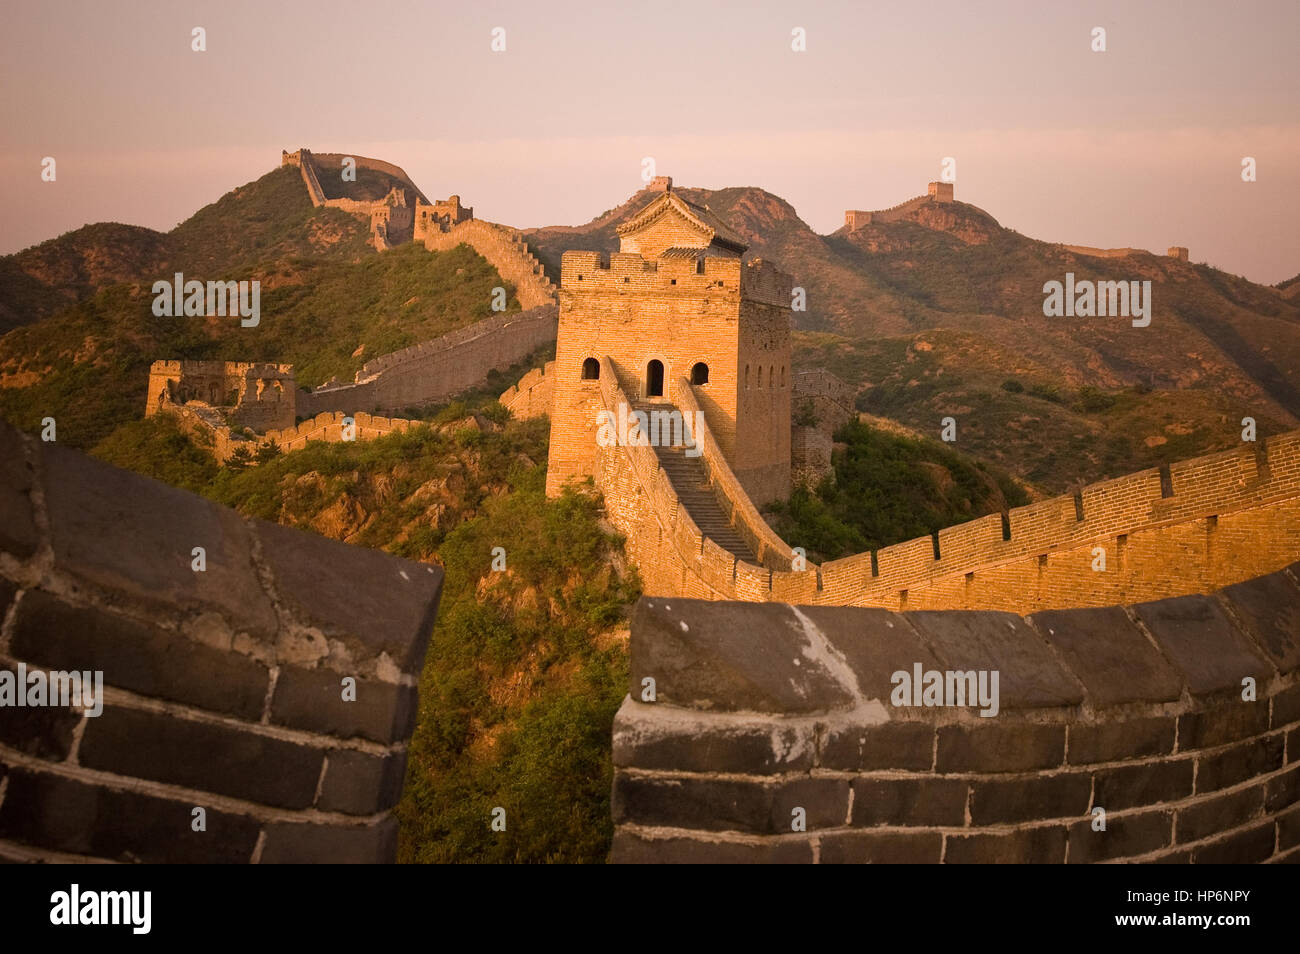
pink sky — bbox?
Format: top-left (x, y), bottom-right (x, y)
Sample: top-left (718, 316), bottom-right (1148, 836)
top-left (2, 0), bottom-right (1297, 283)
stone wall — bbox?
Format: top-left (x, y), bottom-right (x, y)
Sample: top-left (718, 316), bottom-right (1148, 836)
top-left (499, 361), bottom-right (555, 419)
top-left (612, 569), bottom-right (1300, 863)
top-left (303, 305), bottom-right (558, 414)
top-left (589, 382), bottom-right (1300, 611)
top-left (792, 368), bottom-right (856, 432)
top-left (421, 219), bottom-right (558, 310)
top-left (0, 419), bottom-right (444, 862)
top-left (845, 185), bottom-right (951, 230)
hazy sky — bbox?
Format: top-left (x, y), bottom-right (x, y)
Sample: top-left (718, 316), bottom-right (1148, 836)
top-left (3, 0), bottom-right (1297, 283)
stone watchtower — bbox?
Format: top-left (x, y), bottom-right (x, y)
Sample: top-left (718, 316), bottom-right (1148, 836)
top-left (546, 182), bottom-right (793, 506)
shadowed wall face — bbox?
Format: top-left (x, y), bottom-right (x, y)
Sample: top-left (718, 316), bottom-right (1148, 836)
top-left (0, 419), bottom-right (443, 863)
top-left (612, 578), bottom-right (1300, 863)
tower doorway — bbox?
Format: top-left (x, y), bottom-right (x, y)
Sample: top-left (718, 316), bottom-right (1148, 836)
top-left (646, 359), bottom-right (664, 398)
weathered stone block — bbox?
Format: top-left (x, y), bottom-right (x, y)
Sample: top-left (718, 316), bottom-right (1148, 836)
top-left (259, 816), bottom-right (398, 864)
top-left (944, 826), bottom-right (1067, 864)
top-left (819, 830), bottom-right (943, 864)
top-left (0, 664), bottom-right (80, 760)
top-left (852, 777), bottom-right (968, 827)
top-left (79, 706), bottom-right (324, 810)
top-left (794, 605), bottom-right (944, 702)
top-left (1030, 606), bottom-right (1182, 706)
top-left (1067, 809), bottom-right (1172, 863)
top-left (628, 598), bottom-right (856, 714)
top-left (611, 774), bottom-right (848, 835)
top-left (40, 442), bottom-right (279, 635)
top-left (969, 772), bottom-right (1091, 824)
top-left (253, 518), bottom-right (443, 673)
top-left (0, 767), bottom-right (260, 863)
top-left (317, 749), bottom-right (407, 816)
top-left (1264, 763), bottom-right (1300, 813)
top-left (12, 590), bottom-right (270, 721)
top-left (1092, 759), bottom-right (1193, 810)
top-left (1278, 803), bottom-right (1300, 851)
top-left (1195, 735), bottom-right (1284, 794)
top-left (1177, 703), bottom-right (1270, 750)
top-left (905, 610), bottom-right (1084, 709)
top-left (270, 665), bottom-right (416, 745)
top-left (1134, 595), bottom-right (1273, 696)
top-left (936, 723), bottom-right (1065, 773)
top-left (1272, 683), bottom-right (1300, 728)
top-left (1191, 823), bottom-right (1275, 863)
top-left (1218, 571), bottom-right (1300, 674)
top-left (612, 703), bottom-right (814, 775)
top-left (1174, 784), bottom-right (1264, 843)
top-left (1067, 717), bottom-right (1176, 764)
top-left (820, 720), bottom-right (934, 772)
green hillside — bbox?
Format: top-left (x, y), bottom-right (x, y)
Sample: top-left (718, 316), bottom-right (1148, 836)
top-left (93, 396), bottom-right (637, 864)
top-left (0, 168), bottom-right (522, 448)
top-left (767, 418), bottom-right (1030, 563)
top-left (527, 184), bottom-right (1300, 495)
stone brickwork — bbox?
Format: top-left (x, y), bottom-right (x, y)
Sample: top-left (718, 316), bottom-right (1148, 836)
top-left (0, 418), bottom-right (444, 862)
top-left (576, 363), bottom-right (1300, 609)
top-left (612, 570), bottom-right (1300, 863)
top-left (1059, 244), bottom-right (1191, 261)
top-left (421, 219), bottom-right (557, 310)
top-left (306, 304), bottom-right (558, 413)
top-left (845, 182), bottom-right (955, 230)
top-left (547, 248), bottom-right (792, 508)
top-left (499, 361), bottom-right (555, 419)
top-left (284, 148), bottom-right (444, 250)
top-left (147, 360), bottom-right (299, 432)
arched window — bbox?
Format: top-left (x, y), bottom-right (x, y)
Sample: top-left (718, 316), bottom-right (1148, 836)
top-left (757, 366), bottom-right (763, 388)
top-left (691, 362), bottom-right (710, 385)
top-left (745, 364), bottom-right (750, 388)
top-left (769, 365), bottom-right (774, 389)
top-left (781, 366), bottom-right (786, 388)
top-left (646, 359), bottom-right (664, 398)
top-left (581, 357), bottom-right (600, 380)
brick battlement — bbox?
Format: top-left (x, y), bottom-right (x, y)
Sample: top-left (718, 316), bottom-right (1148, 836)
top-left (594, 402), bottom-right (1300, 612)
top-left (612, 571), bottom-right (1300, 863)
top-left (0, 418), bottom-right (444, 863)
top-left (560, 252), bottom-right (789, 305)
top-left (845, 182), bottom-right (954, 230)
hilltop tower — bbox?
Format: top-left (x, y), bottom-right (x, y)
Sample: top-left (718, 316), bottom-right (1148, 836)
top-left (546, 183), bottom-right (793, 505)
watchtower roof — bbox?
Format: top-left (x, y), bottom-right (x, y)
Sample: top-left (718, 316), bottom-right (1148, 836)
top-left (617, 189), bottom-right (748, 258)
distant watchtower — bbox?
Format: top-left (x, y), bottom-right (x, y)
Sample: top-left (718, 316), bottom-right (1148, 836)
top-left (546, 184), bottom-right (793, 505)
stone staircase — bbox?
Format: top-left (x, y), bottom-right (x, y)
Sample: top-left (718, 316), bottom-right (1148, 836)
top-left (643, 411), bottom-right (757, 564)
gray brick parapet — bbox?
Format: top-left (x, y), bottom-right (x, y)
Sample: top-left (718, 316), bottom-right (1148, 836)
top-left (0, 418), bottom-right (443, 863)
top-left (613, 568), bottom-right (1300, 863)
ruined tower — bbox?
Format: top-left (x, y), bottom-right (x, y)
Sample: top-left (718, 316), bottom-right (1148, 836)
top-left (546, 181), bottom-right (793, 506)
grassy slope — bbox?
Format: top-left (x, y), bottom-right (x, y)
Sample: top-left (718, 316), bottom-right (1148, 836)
top-left (0, 168), bottom-right (520, 448)
top-left (93, 397), bottom-right (638, 864)
top-left (527, 186), bottom-right (1300, 496)
top-left (767, 418), bottom-right (1030, 563)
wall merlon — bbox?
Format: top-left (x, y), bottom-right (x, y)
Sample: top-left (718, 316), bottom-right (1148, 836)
top-left (0, 418), bottom-right (444, 863)
top-left (613, 578), bottom-right (1300, 862)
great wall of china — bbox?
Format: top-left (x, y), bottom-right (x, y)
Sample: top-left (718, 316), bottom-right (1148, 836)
top-left (557, 361), bottom-right (1300, 614)
top-left (11, 153), bottom-right (1296, 865)
top-left (147, 149), bottom-right (560, 460)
